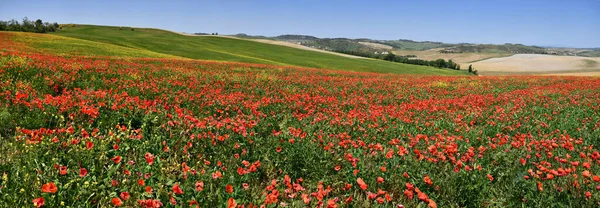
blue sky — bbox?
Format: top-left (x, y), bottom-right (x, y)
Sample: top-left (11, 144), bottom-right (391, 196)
top-left (1, 0), bottom-right (598, 48)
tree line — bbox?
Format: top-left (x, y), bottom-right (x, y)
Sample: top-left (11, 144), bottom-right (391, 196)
top-left (334, 49), bottom-right (461, 70)
top-left (0, 17), bottom-right (59, 33)
top-left (382, 53), bottom-right (461, 70)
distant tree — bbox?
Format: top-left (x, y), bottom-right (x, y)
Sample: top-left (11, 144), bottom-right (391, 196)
top-left (34, 19), bottom-right (45, 33)
top-left (215, 32), bottom-right (218, 35)
top-left (0, 17), bottom-right (58, 33)
top-left (433, 59), bottom-right (446, 68)
top-left (456, 64), bottom-right (461, 70)
top-left (383, 53), bottom-right (396, 61)
top-left (21, 17), bottom-right (35, 32)
top-left (468, 64), bottom-right (473, 73)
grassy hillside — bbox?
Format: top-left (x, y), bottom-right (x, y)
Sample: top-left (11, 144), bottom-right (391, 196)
top-left (52, 25), bottom-right (464, 75)
top-left (4, 31), bottom-right (178, 58)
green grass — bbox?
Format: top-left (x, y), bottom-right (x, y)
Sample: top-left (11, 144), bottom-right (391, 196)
top-left (4, 31), bottom-right (178, 58)
top-left (51, 25), bottom-right (465, 75)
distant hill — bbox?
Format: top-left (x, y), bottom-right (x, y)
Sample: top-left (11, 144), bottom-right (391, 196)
top-left (230, 33), bottom-right (600, 58)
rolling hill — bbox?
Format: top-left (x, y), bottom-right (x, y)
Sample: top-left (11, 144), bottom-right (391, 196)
top-left (45, 25), bottom-right (464, 75)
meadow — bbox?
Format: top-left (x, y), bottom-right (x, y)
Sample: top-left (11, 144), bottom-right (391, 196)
top-left (51, 25), bottom-right (463, 75)
top-left (0, 30), bottom-right (600, 208)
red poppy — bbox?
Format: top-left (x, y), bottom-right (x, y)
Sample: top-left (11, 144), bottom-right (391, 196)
top-left (302, 193), bottom-right (311, 204)
top-left (134, 179), bottom-right (143, 187)
top-left (586, 191), bottom-right (592, 199)
top-left (404, 189), bottom-right (414, 199)
top-left (227, 198), bottom-right (236, 208)
top-left (145, 186), bottom-right (153, 193)
top-left (357, 178), bottom-right (368, 190)
top-left (583, 162), bottom-right (591, 169)
top-left (79, 168), bottom-right (88, 177)
top-left (112, 156), bottom-right (122, 164)
top-left (172, 183), bottom-right (183, 195)
top-left (86, 140), bottom-right (94, 150)
top-left (59, 166), bottom-right (67, 175)
top-left (32, 197), bottom-right (44, 208)
top-left (195, 181), bottom-right (204, 191)
top-left (212, 171), bottom-right (222, 179)
top-left (144, 153), bottom-right (155, 165)
top-left (424, 175), bottom-right (433, 186)
top-left (377, 177), bottom-right (384, 183)
top-left (428, 199), bottom-right (437, 208)
top-left (583, 170), bottom-right (592, 178)
top-left (111, 197), bottom-right (123, 206)
top-left (226, 184), bottom-right (233, 194)
top-left (41, 182), bottom-right (57, 194)
top-left (120, 192), bottom-right (130, 200)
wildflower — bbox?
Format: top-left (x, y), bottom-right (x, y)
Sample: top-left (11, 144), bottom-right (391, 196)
top-left (357, 178), bottom-right (368, 190)
top-left (345, 196), bottom-right (352, 204)
top-left (120, 192), bottom-right (130, 200)
top-left (226, 184), bottom-right (233, 194)
top-left (428, 199), bottom-right (437, 208)
top-left (144, 153), bottom-right (155, 165)
top-left (86, 140), bottom-right (94, 150)
top-left (583, 170), bottom-right (592, 178)
top-left (195, 181), bottom-right (204, 191)
top-left (32, 197), bottom-right (44, 208)
top-left (424, 175), bottom-right (433, 186)
top-left (59, 166), bottom-right (67, 175)
top-left (111, 197), bottom-right (123, 206)
top-left (172, 183), bottom-right (183, 195)
top-left (212, 171), bottom-right (222, 179)
top-left (41, 182), bottom-right (58, 194)
top-left (112, 156), bottom-right (122, 164)
top-left (79, 168), bottom-right (88, 177)
top-left (227, 198), bottom-right (236, 208)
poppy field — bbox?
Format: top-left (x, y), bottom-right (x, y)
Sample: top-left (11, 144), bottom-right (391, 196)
top-left (1, 36), bottom-right (600, 208)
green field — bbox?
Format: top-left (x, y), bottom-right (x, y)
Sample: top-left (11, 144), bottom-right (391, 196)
top-left (46, 25), bottom-right (464, 75)
top-left (4, 31), bottom-right (178, 58)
